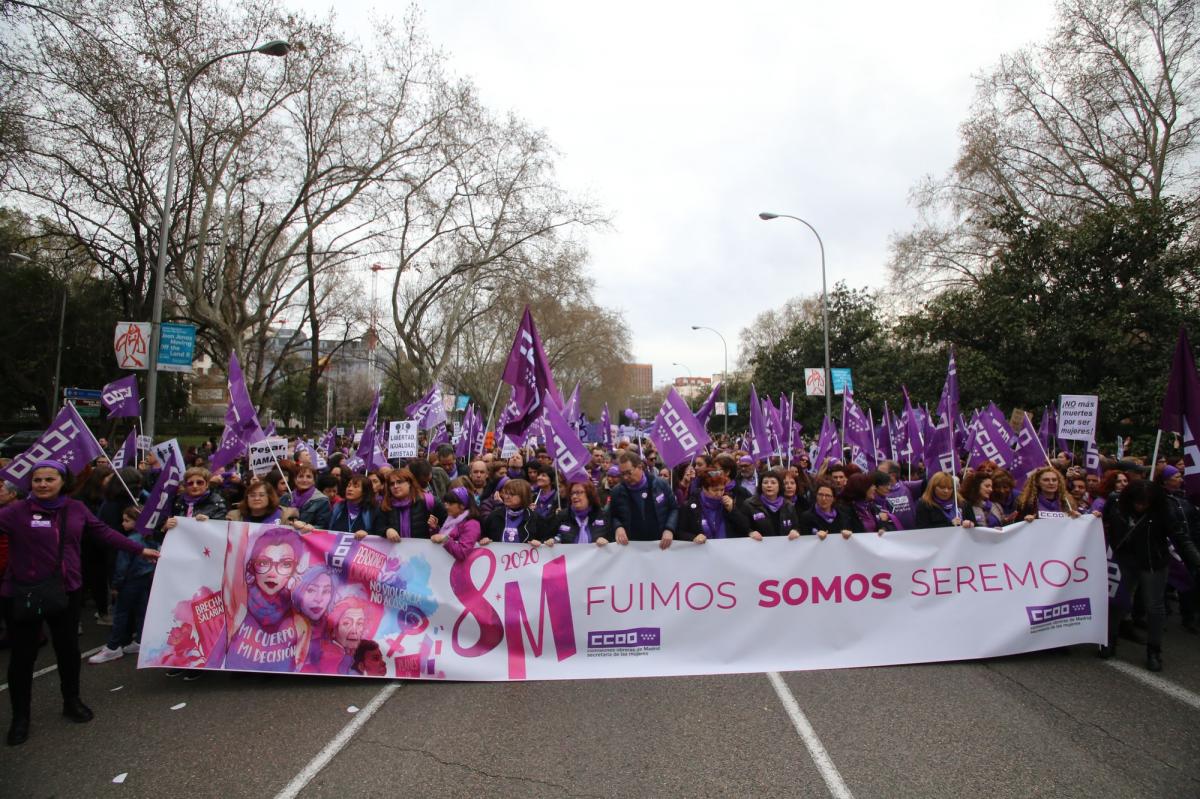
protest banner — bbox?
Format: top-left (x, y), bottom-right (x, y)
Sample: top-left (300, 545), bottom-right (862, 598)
top-left (1058, 394), bottom-right (1099, 442)
top-left (247, 439), bottom-right (279, 476)
top-left (139, 517), bottom-right (1107, 681)
top-left (152, 438), bottom-right (185, 472)
top-left (388, 420), bottom-right (419, 459)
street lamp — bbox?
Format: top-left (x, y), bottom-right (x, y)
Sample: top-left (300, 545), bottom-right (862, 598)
top-left (690, 325), bottom-right (728, 439)
top-left (144, 39), bottom-right (291, 440)
top-left (758, 212), bottom-right (832, 420)
top-left (672, 362), bottom-right (692, 376)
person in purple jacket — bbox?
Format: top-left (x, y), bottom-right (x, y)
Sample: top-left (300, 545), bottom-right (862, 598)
top-left (1, 460), bottom-right (159, 747)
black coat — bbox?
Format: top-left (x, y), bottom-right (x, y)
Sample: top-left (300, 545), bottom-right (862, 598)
top-left (1106, 507), bottom-right (1200, 572)
top-left (482, 507), bottom-right (545, 544)
top-left (844, 501), bottom-right (899, 534)
top-left (914, 500), bottom-right (961, 529)
top-left (327, 502), bottom-right (387, 536)
top-left (608, 477), bottom-right (678, 540)
top-left (549, 506), bottom-right (611, 544)
top-left (736, 496), bottom-right (800, 537)
top-left (796, 506), bottom-right (854, 536)
top-left (379, 495), bottom-right (447, 539)
top-left (677, 498), bottom-right (749, 539)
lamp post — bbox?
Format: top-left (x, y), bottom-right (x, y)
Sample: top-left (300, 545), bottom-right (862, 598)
top-left (144, 39), bottom-right (291, 440)
top-left (672, 362), bottom-right (692, 376)
top-left (758, 212), bottom-right (832, 420)
top-left (690, 325), bottom-right (728, 439)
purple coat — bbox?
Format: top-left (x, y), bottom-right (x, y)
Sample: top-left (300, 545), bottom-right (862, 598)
top-left (0, 497), bottom-right (144, 596)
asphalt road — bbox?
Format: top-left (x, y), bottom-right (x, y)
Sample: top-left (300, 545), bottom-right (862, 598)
top-left (1, 610), bottom-right (1198, 798)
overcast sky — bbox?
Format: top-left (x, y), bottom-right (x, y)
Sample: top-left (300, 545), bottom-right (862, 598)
top-left (296, 0), bottom-right (1058, 388)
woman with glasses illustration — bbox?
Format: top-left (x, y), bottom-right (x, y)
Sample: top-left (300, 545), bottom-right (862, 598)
top-left (222, 526), bottom-right (304, 673)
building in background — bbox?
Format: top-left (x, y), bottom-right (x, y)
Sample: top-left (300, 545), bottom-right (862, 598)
top-left (673, 375), bottom-right (712, 402)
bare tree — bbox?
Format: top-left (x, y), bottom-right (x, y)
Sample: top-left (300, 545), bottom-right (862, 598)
top-left (889, 0), bottom-right (1200, 297)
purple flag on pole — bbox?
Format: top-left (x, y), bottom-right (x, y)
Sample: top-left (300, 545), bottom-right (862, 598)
top-left (1037, 406), bottom-right (1055, 455)
top-left (319, 428), bottom-right (336, 454)
top-left (110, 429), bottom-right (138, 470)
top-left (599, 403), bottom-right (614, 451)
top-left (427, 424), bottom-right (450, 453)
top-left (0, 404), bottom-right (105, 490)
top-left (1085, 439), bottom-right (1102, 478)
top-left (648, 387), bottom-right (711, 469)
top-left (812, 416), bottom-right (840, 471)
top-left (405, 383), bottom-right (449, 430)
top-left (1008, 414), bottom-right (1049, 491)
top-left (1160, 327), bottom-right (1200, 496)
top-left (923, 416), bottom-right (960, 475)
top-left (135, 460), bottom-right (182, 536)
top-left (263, 420), bottom-right (276, 438)
top-left (101, 375), bottom-right (141, 419)
top-left (968, 413), bottom-right (1011, 469)
top-left (936, 346), bottom-right (959, 423)
top-left (208, 352), bottom-right (265, 473)
top-left (357, 390), bottom-right (390, 470)
top-left (982, 403), bottom-right (1015, 446)
top-left (841, 390), bottom-right (875, 470)
top-left (541, 392), bottom-right (591, 483)
top-left (898, 386), bottom-right (924, 467)
top-left (500, 307), bottom-right (562, 444)
top-left (748, 385), bottom-right (773, 462)
top-left (695, 382), bottom-right (722, 428)
top-left (563, 383), bottom-right (581, 426)
top-left (456, 405), bottom-right (476, 460)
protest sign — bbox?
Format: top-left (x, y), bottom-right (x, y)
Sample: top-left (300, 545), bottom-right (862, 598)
top-left (388, 421), bottom-right (418, 459)
top-left (1058, 395), bottom-right (1099, 442)
top-left (247, 439), bottom-right (279, 476)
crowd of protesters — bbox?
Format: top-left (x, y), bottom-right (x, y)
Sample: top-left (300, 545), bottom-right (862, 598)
top-left (1, 424), bottom-right (1197, 746)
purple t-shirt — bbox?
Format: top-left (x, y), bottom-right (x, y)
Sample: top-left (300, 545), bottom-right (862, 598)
top-left (878, 482), bottom-right (919, 530)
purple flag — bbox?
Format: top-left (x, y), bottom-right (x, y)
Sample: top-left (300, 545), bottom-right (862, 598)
top-left (648, 387), bottom-right (711, 469)
top-left (319, 428), bottom-right (336, 454)
top-left (748, 384), bottom-right (773, 462)
top-left (968, 413), bottom-right (1011, 469)
top-left (841, 390), bottom-right (875, 470)
top-left (356, 390), bottom-right (390, 470)
top-left (897, 386), bottom-right (924, 467)
top-left (1008, 413), bottom-right (1049, 491)
top-left (110, 429), bottom-right (138, 470)
top-left (101, 375), bottom-right (141, 419)
top-left (923, 416), bottom-right (960, 475)
top-left (541, 392), bottom-right (591, 483)
top-left (135, 460), bottom-right (182, 536)
top-left (263, 420), bottom-right (276, 438)
top-left (0, 404), bottom-right (105, 490)
top-left (406, 383), bottom-right (449, 430)
top-left (208, 352), bottom-right (265, 473)
top-left (982, 403), bottom-right (1015, 446)
top-left (563, 383), bottom-right (581, 425)
top-left (878, 402), bottom-right (895, 462)
top-left (954, 412), bottom-right (970, 454)
top-left (427, 424), bottom-right (450, 453)
top-left (936, 346), bottom-right (959, 423)
top-left (1085, 439), bottom-right (1102, 477)
top-left (456, 405), bottom-right (476, 460)
top-left (500, 307), bottom-right (562, 444)
top-left (1160, 328), bottom-right (1200, 496)
top-left (599, 403), bottom-right (614, 450)
top-left (1037, 405), bottom-right (1055, 455)
top-left (694, 382), bottom-right (722, 428)
top-left (812, 415), bottom-right (840, 471)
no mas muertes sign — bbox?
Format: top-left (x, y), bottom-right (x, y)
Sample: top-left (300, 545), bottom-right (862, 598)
top-left (1058, 395), bottom-right (1099, 443)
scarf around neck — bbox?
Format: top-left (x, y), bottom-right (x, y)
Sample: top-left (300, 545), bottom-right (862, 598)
top-left (699, 493), bottom-right (727, 539)
top-left (760, 494), bottom-right (785, 513)
top-left (246, 583), bottom-right (290, 629)
top-left (31, 495), bottom-right (67, 511)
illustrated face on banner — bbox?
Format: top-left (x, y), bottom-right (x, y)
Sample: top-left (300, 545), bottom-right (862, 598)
top-left (297, 572), bottom-right (333, 622)
top-left (335, 606), bottom-right (367, 651)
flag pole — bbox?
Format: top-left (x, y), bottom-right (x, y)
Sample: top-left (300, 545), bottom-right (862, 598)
top-left (73, 403), bottom-right (139, 506)
top-left (483, 379), bottom-right (506, 454)
top-left (1149, 430), bottom-right (1163, 475)
top-left (786, 391), bottom-right (795, 470)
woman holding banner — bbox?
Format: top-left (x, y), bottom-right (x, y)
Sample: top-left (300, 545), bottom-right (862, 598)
top-left (678, 471), bottom-right (749, 543)
top-left (913, 472), bottom-right (966, 528)
top-left (546, 481), bottom-right (610, 546)
top-left (228, 479), bottom-right (298, 526)
top-left (1016, 466), bottom-right (1078, 521)
top-left (737, 469), bottom-right (801, 539)
top-left (282, 464), bottom-right (332, 529)
top-left (2, 461), bottom-right (160, 746)
top-left (797, 481), bottom-right (853, 539)
top-left (380, 469), bottom-right (444, 542)
top-left (840, 473), bottom-right (896, 535)
top-left (960, 472), bottom-right (1005, 528)
top-left (433, 485), bottom-right (483, 559)
top-left (481, 478), bottom-right (543, 545)
top-left (163, 468), bottom-right (228, 530)
top-left (1102, 480), bottom-right (1200, 670)
top-left (327, 476), bottom-right (385, 538)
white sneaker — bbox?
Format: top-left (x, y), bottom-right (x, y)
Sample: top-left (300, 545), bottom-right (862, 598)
top-left (94, 612), bottom-right (113, 626)
top-left (122, 642), bottom-right (140, 655)
top-left (88, 646), bottom-right (124, 664)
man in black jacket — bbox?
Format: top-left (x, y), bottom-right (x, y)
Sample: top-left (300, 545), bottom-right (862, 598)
top-left (609, 451), bottom-right (678, 549)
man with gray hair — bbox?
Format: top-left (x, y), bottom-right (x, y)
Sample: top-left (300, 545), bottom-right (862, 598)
top-left (609, 451), bottom-right (677, 549)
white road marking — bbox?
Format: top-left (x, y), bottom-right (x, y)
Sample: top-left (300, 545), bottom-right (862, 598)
top-left (767, 671), bottom-right (855, 799)
top-left (273, 682), bottom-right (401, 799)
top-left (1103, 659), bottom-right (1200, 712)
top-left (0, 645), bottom-right (104, 693)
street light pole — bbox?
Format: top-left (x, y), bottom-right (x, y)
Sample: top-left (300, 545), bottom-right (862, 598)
top-left (672, 361), bottom-right (692, 376)
top-left (690, 326), bottom-right (728, 439)
top-left (758, 212), bottom-right (832, 421)
top-left (144, 39), bottom-right (291, 440)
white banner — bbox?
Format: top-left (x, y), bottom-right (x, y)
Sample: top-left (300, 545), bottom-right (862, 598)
top-left (138, 518), bottom-right (1107, 681)
top-left (247, 439), bottom-right (279, 476)
top-left (388, 420), bottom-right (418, 459)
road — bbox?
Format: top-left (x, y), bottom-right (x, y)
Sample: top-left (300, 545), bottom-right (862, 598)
top-left (1, 612), bottom-right (1198, 798)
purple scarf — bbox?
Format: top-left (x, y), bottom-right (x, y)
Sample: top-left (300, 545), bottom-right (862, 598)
top-left (853, 501), bottom-right (878, 532)
top-left (248, 508), bottom-right (283, 524)
top-left (291, 486), bottom-right (317, 508)
top-left (1037, 495), bottom-right (1062, 514)
top-left (31, 495), bottom-right (67, 511)
top-left (345, 500), bottom-right (362, 525)
top-left (760, 494), bottom-right (785, 513)
top-left (503, 508), bottom-right (525, 543)
top-left (507, 467), bottom-right (524, 479)
top-left (813, 505), bottom-right (837, 524)
top-left (699, 494), bottom-right (727, 539)
top-left (933, 496), bottom-right (958, 522)
top-left (392, 498), bottom-right (413, 538)
top-left (181, 491), bottom-right (209, 516)
top-left (534, 488), bottom-right (557, 518)
top-left (573, 510), bottom-right (591, 544)
top-left (629, 473), bottom-right (649, 492)
top-left (246, 584), bottom-right (290, 629)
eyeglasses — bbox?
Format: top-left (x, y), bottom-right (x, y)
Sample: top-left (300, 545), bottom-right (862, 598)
top-left (186, 479), bottom-right (208, 487)
top-left (251, 557), bottom-right (296, 575)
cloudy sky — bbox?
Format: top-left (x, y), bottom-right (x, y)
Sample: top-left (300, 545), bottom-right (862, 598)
top-left (297, 0), bottom-right (1058, 387)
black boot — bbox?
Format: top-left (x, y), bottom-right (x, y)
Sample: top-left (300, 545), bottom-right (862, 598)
top-left (62, 697), bottom-right (94, 723)
top-left (1097, 642), bottom-right (1116, 659)
top-left (6, 716), bottom-right (29, 746)
top-left (1146, 646), bottom-right (1163, 673)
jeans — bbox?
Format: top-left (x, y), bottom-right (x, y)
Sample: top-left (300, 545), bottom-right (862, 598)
top-left (8, 590), bottom-right (83, 720)
top-left (106, 573), bottom-right (152, 650)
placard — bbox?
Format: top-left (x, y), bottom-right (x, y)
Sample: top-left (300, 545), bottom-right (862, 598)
top-left (1058, 395), bottom-right (1099, 442)
top-left (388, 420), bottom-right (418, 459)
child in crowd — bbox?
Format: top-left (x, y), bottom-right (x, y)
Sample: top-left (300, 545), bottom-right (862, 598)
top-left (88, 507), bottom-right (159, 664)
